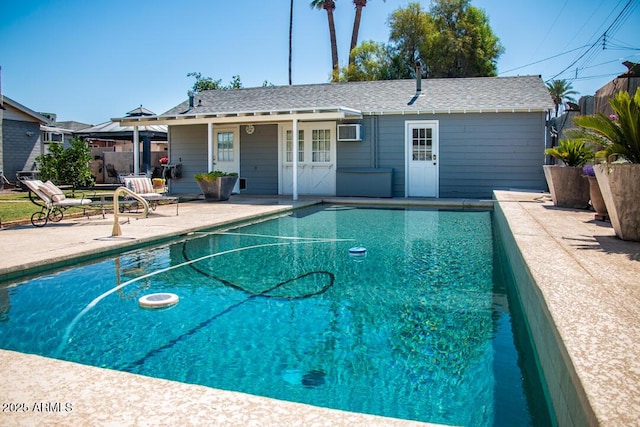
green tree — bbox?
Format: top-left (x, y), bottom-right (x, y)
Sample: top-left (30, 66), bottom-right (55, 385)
top-left (388, 2), bottom-right (430, 78)
top-left (311, 0), bottom-right (339, 82)
top-left (420, 0), bottom-right (504, 78)
top-left (340, 40), bottom-right (395, 81)
top-left (187, 72), bottom-right (224, 92)
top-left (227, 75), bottom-right (242, 90)
top-left (36, 138), bottom-right (94, 193)
top-left (349, 0), bottom-right (385, 67)
top-left (188, 72), bottom-right (243, 92)
top-left (547, 79), bottom-right (578, 117)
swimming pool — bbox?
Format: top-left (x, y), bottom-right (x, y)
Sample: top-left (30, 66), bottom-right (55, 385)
top-left (0, 205), bottom-right (554, 426)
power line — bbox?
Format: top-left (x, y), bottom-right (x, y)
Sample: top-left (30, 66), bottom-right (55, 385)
top-left (499, 45), bottom-right (590, 75)
top-left (570, 72), bottom-right (625, 81)
top-left (561, 0), bottom-right (608, 51)
top-left (528, 0), bottom-right (569, 62)
top-left (548, 0), bottom-right (636, 81)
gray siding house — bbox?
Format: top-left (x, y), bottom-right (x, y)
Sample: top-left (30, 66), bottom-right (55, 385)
top-left (0, 96), bottom-right (49, 184)
top-left (118, 76), bottom-right (554, 199)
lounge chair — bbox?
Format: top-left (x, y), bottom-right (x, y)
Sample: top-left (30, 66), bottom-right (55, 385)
top-left (23, 179), bottom-right (93, 227)
top-left (121, 175), bottom-right (179, 215)
top-left (105, 163), bottom-right (120, 184)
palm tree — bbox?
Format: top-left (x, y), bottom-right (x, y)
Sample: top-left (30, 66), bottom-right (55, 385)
top-left (349, 0), bottom-right (384, 67)
top-left (311, 0), bottom-right (339, 81)
top-left (546, 79), bottom-right (578, 117)
top-left (289, 0), bottom-right (294, 85)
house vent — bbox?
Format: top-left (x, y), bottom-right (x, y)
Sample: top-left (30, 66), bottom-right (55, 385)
top-left (337, 124), bottom-right (362, 141)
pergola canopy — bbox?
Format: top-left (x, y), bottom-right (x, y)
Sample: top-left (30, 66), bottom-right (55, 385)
top-left (77, 106), bottom-right (167, 141)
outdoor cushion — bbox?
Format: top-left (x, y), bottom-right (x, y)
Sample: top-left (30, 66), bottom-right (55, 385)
top-left (56, 197), bottom-right (92, 206)
top-left (124, 177), bottom-right (154, 194)
top-left (39, 181), bottom-right (66, 202)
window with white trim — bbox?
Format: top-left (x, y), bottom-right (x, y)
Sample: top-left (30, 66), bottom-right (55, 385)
top-left (285, 129), bottom-right (304, 163)
top-left (312, 129), bottom-right (331, 162)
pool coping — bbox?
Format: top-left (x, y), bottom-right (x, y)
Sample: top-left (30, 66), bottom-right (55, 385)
top-left (493, 190), bottom-right (640, 426)
top-left (1, 193), bottom-right (638, 425)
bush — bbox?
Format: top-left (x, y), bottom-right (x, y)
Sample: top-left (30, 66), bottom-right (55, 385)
top-left (544, 138), bottom-right (594, 167)
top-left (36, 138), bottom-right (94, 192)
top-left (194, 171), bottom-right (238, 182)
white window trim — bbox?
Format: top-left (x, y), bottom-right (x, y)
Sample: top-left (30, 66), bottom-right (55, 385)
top-left (279, 121), bottom-right (336, 166)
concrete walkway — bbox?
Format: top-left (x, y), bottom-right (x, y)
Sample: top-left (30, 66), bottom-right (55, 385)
top-left (0, 193), bottom-right (638, 426)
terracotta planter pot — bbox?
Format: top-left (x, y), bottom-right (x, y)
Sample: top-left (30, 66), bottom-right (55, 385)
top-left (543, 165), bottom-right (590, 209)
top-left (585, 176), bottom-right (608, 218)
top-left (195, 175), bottom-right (238, 201)
top-left (594, 163), bottom-right (640, 241)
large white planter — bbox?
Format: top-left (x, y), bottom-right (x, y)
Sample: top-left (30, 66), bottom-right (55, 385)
top-left (594, 163), bottom-right (640, 241)
top-left (543, 165), bottom-right (590, 209)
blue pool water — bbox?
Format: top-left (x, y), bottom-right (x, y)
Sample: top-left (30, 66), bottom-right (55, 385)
top-left (0, 205), bottom-right (554, 426)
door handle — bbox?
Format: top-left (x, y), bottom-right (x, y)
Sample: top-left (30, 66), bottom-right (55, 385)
top-left (432, 154), bottom-right (437, 160)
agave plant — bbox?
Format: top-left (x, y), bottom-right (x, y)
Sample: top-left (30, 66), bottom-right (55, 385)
top-left (571, 89), bottom-right (640, 163)
top-left (544, 138), bottom-right (594, 167)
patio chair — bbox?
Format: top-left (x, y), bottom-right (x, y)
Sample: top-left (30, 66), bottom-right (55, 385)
top-left (23, 180), bottom-right (93, 227)
top-left (105, 163), bottom-right (119, 183)
top-left (121, 175), bottom-right (179, 215)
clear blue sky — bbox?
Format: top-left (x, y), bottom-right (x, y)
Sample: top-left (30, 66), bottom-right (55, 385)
top-left (1, 0), bottom-right (638, 125)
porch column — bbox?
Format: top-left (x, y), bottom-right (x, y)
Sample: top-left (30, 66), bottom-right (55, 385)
top-left (133, 126), bottom-right (140, 174)
top-left (292, 118), bottom-right (299, 201)
top-left (142, 135), bottom-right (151, 175)
top-left (207, 122), bottom-right (214, 172)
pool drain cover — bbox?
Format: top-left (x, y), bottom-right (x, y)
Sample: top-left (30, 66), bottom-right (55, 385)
top-left (301, 369), bottom-right (326, 388)
top-left (138, 293), bottom-right (179, 309)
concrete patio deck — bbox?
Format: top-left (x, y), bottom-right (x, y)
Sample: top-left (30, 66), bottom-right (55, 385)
top-left (0, 192), bottom-right (638, 426)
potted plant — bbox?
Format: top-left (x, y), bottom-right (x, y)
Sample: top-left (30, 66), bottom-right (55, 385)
top-left (543, 138), bottom-right (594, 209)
top-left (152, 178), bottom-right (166, 192)
top-left (582, 165), bottom-right (608, 220)
top-left (194, 171), bottom-right (238, 201)
top-left (573, 89), bottom-right (640, 241)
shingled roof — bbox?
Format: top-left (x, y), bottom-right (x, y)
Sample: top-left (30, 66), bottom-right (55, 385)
top-left (118, 75), bottom-right (553, 125)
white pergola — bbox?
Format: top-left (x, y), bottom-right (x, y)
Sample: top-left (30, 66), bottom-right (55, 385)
top-left (117, 106), bottom-right (362, 200)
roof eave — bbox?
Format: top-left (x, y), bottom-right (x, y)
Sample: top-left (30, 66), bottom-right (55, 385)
top-left (363, 107), bottom-right (554, 115)
top-left (115, 106), bottom-right (363, 126)
top-left (2, 96), bottom-right (49, 124)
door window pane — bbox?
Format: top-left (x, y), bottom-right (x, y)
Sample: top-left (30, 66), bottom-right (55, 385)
top-left (412, 127), bottom-right (433, 161)
top-left (217, 132), bottom-right (234, 162)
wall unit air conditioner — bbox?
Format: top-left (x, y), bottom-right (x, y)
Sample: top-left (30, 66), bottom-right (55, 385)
top-left (337, 124), bottom-right (362, 141)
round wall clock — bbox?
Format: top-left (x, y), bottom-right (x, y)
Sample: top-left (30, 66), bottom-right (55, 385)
top-left (245, 124), bottom-right (255, 135)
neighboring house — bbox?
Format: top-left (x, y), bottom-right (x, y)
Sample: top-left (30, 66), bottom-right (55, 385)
top-left (75, 106), bottom-right (168, 183)
top-left (552, 61), bottom-right (639, 145)
top-left (593, 61), bottom-right (639, 116)
top-left (117, 75), bottom-right (554, 199)
top-left (53, 120), bottom-right (92, 132)
top-left (0, 96), bottom-right (49, 184)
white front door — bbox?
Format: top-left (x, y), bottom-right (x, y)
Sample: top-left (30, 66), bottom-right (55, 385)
top-left (280, 122), bottom-right (336, 195)
top-left (406, 121), bottom-right (439, 197)
top-left (214, 128), bottom-right (240, 192)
